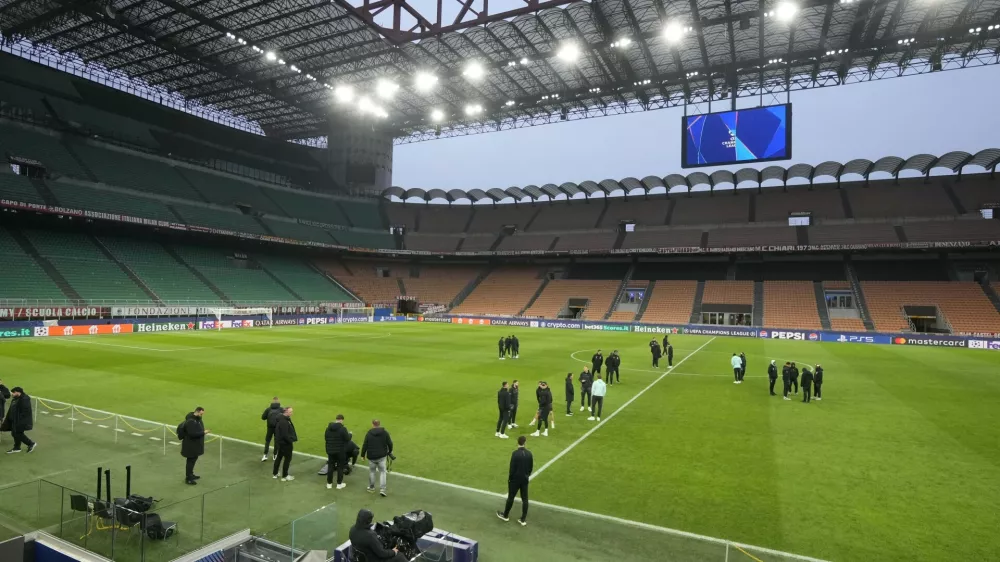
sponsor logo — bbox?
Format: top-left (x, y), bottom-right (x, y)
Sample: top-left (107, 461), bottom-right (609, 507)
top-left (529, 321), bottom-right (539, 328)
top-left (34, 327), bottom-right (49, 337)
top-left (892, 336), bottom-right (967, 347)
top-left (759, 330), bottom-right (768, 338)
top-left (274, 319), bottom-right (299, 326)
top-left (419, 316), bottom-right (452, 323)
top-left (583, 324), bottom-right (605, 331)
top-left (769, 331), bottom-right (806, 340)
top-left (491, 319), bottom-right (532, 327)
top-left (808, 333), bottom-right (819, 341)
top-left (837, 335), bottom-right (875, 343)
top-left (136, 322), bottom-right (195, 333)
top-left (340, 316), bottom-right (372, 324)
top-left (112, 306), bottom-right (198, 317)
top-left (633, 325), bottom-right (678, 334)
top-left (39, 324), bottom-right (134, 337)
top-left (201, 321), bottom-right (216, 330)
top-left (1, 307), bottom-right (103, 319)
top-left (991, 341), bottom-right (1000, 350)
top-left (969, 340), bottom-right (987, 349)
top-left (0, 327), bottom-right (31, 339)
top-left (538, 321), bottom-right (581, 330)
top-left (581, 324), bottom-right (630, 332)
top-left (683, 327), bottom-right (758, 337)
top-left (306, 317), bottom-right (328, 325)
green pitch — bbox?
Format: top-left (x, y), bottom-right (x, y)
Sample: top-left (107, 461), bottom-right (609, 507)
top-left (0, 323), bottom-right (998, 561)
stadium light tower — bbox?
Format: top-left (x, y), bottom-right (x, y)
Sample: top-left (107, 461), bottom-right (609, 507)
top-left (414, 72), bottom-right (438, 93)
top-left (376, 79), bottom-right (399, 100)
top-left (430, 108), bottom-right (445, 122)
top-left (334, 85), bottom-right (354, 103)
top-left (775, 2), bottom-right (798, 22)
top-left (663, 22), bottom-right (687, 44)
top-left (464, 103), bottom-right (483, 116)
top-left (463, 62), bottom-right (485, 81)
top-left (265, 51), bottom-right (277, 62)
top-left (557, 43), bottom-right (580, 62)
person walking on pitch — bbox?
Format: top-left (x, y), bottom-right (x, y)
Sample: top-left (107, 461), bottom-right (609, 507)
top-left (496, 435), bottom-right (533, 526)
top-left (498, 337), bottom-right (506, 360)
top-left (530, 382), bottom-right (553, 437)
top-left (361, 419), bottom-right (393, 497)
top-left (564, 372), bottom-right (575, 416)
top-left (666, 345), bottom-right (674, 367)
top-left (782, 362), bottom-right (792, 400)
top-left (814, 364), bottom-right (824, 400)
top-left (261, 396), bottom-right (282, 462)
top-left (588, 375), bottom-right (607, 421)
top-left (578, 366), bottom-right (593, 412)
top-left (739, 352), bottom-right (747, 382)
top-left (272, 407), bottom-right (297, 481)
top-left (2, 387), bottom-right (36, 454)
top-left (731, 354), bottom-right (743, 384)
top-left (800, 367), bottom-right (814, 403)
top-left (768, 360), bottom-right (778, 396)
top-left (508, 380), bottom-right (520, 428)
top-left (496, 381), bottom-right (511, 439)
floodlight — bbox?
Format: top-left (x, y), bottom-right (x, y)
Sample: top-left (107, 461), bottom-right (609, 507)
top-left (357, 96), bottom-right (375, 114)
top-left (775, 2), bottom-right (798, 22)
top-left (265, 51), bottom-right (277, 62)
top-left (463, 62), bottom-right (485, 80)
top-left (414, 72), bottom-right (438, 93)
top-left (464, 103), bottom-right (483, 116)
top-left (430, 108), bottom-right (445, 122)
top-left (505, 100), bottom-right (515, 107)
top-left (557, 43), bottom-right (580, 62)
top-left (663, 22), bottom-right (685, 43)
top-left (334, 85), bottom-right (354, 103)
top-left (520, 57), bottom-right (529, 65)
top-left (375, 79), bottom-right (399, 100)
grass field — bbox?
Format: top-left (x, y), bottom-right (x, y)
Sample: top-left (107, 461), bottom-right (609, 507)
top-left (0, 322), bottom-right (998, 561)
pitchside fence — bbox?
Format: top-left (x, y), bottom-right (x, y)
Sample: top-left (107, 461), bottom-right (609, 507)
top-left (0, 397), bottom-right (829, 562)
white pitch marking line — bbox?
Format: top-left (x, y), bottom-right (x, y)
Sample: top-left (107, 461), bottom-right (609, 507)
top-left (169, 441), bottom-right (180, 446)
top-left (82, 420), bottom-right (93, 425)
top-left (149, 437), bottom-right (160, 441)
top-left (54, 414), bottom-right (63, 418)
top-left (533, 336), bottom-right (717, 481)
top-left (115, 428), bottom-right (126, 433)
top-left (130, 432), bottom-right (143, 437)
top-left (98, 424), bottom-right (109, 429)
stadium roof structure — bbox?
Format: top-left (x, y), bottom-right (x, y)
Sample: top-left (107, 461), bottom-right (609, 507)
top-left (1, 0), bottom-right (998, 143)
top-left (382, 148), bottom-right (1000, 202)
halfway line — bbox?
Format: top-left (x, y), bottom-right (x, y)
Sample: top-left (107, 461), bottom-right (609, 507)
top-left (530, 336), bottom-right (717, 481)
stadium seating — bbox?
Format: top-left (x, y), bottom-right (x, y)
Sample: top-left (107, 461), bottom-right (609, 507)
top-left (405, 265), bottom-right (483, 306)
top-left (459, 235), bottom-right (497, 252)
top-left (418, 206), bottom-right (472, 234)
top-left (22, 230), bottom-right (149, 301)
top-left (523, 280), bottom-right (620, 319)
top-left (0, 79), bottom-right (51, 116)
top-left (385, 204), bottom-right (419, 230)
top-left (753, 188), bottom-right (847, 221)
top-left (702, 281), bottom-right (753, 304)
top-left (329, 229), bottom-right (394, 249)
top-left (46, 180), bottom-right (178, 222)
top-left (99, 237), bottom-right (222, 303)
top-left (0, 171), bottom-right (46, 205)
top-left (528, 203), bottom-right (604, 231)
top-left (172, 203), bottom-right (267, 234)
top-left (808, 223), bottom-right (898, 245)
top-left (338, 199), bottom-right (384, 229)
top-left (177, 168), bottom-right (286, 215)
top-left (847, 181), bottom-right (956, 219)
top-left (639, 281), bottom-right (697, 324)
top-left (254, 255), bottom-right (355, 302)
top-left (261, 219), bottom-right (338, 244)
top-left (830, 318), bottom-right (866, 331)
top-left (900, 219), bottom-right (1000, 243)
top-left (264, 190), bottom-right (350, 226)
top-left (671, 193), bottom-right (750, 225)
top-left (707, 226), bottom-right (797, 247)
top-left (452, 266), bottom-right (544, 316)
top-left (406, 234), bottom-right (461, 252)
top-left (496, 234), bottom-right (556, 252)
top-left (861, 281), bottom-right (1000, 334)
top-left (951, 179), bottom-right (999, 213)
top-left (315, 259), bottom-right (399, 305)
top-left (0, 227), bottom-right (67, 301)
top-left (467, 205), bottom-right (531, 233)
top-left (599, 198), bottom-right (669, 227)
top-left (0, 122), bottom-right (89, 178)
top-left (70, 143), bottom-right (202, 200)
top-left (763, 281), bottom-right (822, 329)
top-left (171, 245), bottom-right (298, 304)
top-left (621, 229), bottom-right (703, 249)
top-left (552, 232), bottom-right (617, 251)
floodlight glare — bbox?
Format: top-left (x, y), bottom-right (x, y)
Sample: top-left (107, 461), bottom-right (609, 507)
top-left (430, 108), bottom-right (445, 122)
top-left (775, 2), bottom-right (798, 22)
top-left (557, 43), bottom-right (580, 62)
top-left (357, 96), bottom-right (375, 114)
top-left (463, 62), bottom-right (485, 80)
top-left (376, 79), bottom-right (399, 100)
top-left (520, 57), bottom-right (529, 65)
top-left (663, 22), bottom-right (685, 43)
top-left (334, 85), bottom-right (354, 103)
top-left (414, 72), bottom-right (438, 93)
top-left (464, 103), bottom-right (483, 116)
top-left (265, 51), bottom-right (277, 62)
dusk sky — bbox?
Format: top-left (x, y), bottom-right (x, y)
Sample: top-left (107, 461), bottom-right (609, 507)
top-left (394, 64), bottom-right (1000, 191)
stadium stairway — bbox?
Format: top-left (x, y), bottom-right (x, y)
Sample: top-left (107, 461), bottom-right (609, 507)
top-left (253, 216), bottom-right (276, 236)
top-left (447, 265), bottom-right (492, 311)
top-left (981, 282), bottom-right (1000, 314)
top-left (59, 141), bottom-right (99, 183)
top-left (603, 262), bottom-right (635, 320)
top-left (28, 177), bottom-right (59, 206)
top-left (161, 244), bottom-right (232, 303)
top-left (6, 227), bottom-right (83, 302)
top-left (397, 278), bottom-right (407, 296)
top-left (90, 235), bottom-right (162, 303)
top-left (488, 233), bottom-right (505, 251)
top-left (518, 277), bottom-right (550, 316)
top-left (307, 261), bottom-right (362, 302)
top-left (845, 258), bottom-right (876, 331)
top-left (256, 262), bottom-right (305, 301)
top-left (689, 281), bottom-right (705, 323)
top-left (814, 282), bottom-right (833, 330)
top-left (752, 282), bottom-right (764, 325)
top-left (634, 280), bottom-right (654, 321)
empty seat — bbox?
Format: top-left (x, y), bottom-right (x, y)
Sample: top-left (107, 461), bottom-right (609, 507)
top-left (640, 281), bottom-right (697, 324)
top-left (452, 267), bottom-right (543, 316)
top-left (523, 280), bottom-right (620, 319)
top-left (702, 281), bottom-right (753, 304)
top-left (763, 281), bottom-right (822, 329)
top-left (861, 281), bottom-right (1000, 335)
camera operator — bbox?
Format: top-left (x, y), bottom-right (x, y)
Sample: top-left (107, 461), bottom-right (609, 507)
top-left (361, 419), bottom-right (394, 497)
top-left (349, 509), bottom-right (408, 562)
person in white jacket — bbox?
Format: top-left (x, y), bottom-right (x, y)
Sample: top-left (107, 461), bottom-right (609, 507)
top-left (588, 376), bottom-right (607, 421)
top-left (731, 354), bottom-right (743, 384)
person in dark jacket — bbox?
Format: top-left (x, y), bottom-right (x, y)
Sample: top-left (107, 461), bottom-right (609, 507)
top-left (512, 335), bottom-right (520, 359)
top-left (180, 407), bottom-right (208, 484)
top-left (496, 435), bottom-right (533, 526)
top-left (0, 379), bottom-right (10, 420)
top-left (666, 345), bottom-right (674, 367)
top-left (504, 336), bottom-right (512, 358)
top-left (496, 381), bottom-right (512, 439)
top-left (591, 350), bottom-right (604, 375)
top-left (578, 367), bottom-right (593, 412)
top-left (349, 509), bottom-right (408, 562)
top-left (782, 362), bottom-right (792, 400)
top-left (739, 353), bottom-right (747, 382)
top-left (651, 341), bottom-right (662, 368)
top-left (790, 362), bottom-right (800, 394)
top-left (261, 396), bottom-right (282, 462)
top-left (272, 407), bottom-right (297, 481)
top-left (768, 360), bottom-right (779, 396)
top-left (361, 419), bottom-right (394, 496)
top-left (564, 372), bottom-right (575, 415)
top-left (325, 414), bottom-right (351, 489)
top-left (814, 364), bottom-right (824, 400)
top-left (662, 334), bottom-right (670, 350)
top-left (605, 351), bottom-right (620, 386)
top-left (498, 337), bottom-right (506, 360)
top-left (508, 380), bottom-right (520, 429)
top-left (530, 382), bottom-right (553, 437)
top-left (800, 367), bottom-right (814, 403)
top-left (2, 387), bottom-right (35, 454)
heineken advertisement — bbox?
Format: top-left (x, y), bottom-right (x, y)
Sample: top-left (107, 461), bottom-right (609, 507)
top-left (136, 322), bottom-right (196, 333)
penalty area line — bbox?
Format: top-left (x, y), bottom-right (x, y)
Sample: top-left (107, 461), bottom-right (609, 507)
top-left (532, 336), bottom-right (717, 482)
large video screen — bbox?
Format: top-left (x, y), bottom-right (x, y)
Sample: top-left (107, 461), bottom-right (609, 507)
top-left (682, 104), bottom-right (791, 168)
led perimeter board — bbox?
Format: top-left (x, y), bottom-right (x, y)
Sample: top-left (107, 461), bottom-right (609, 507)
top-left (682, 104), bottom-right (791, 168)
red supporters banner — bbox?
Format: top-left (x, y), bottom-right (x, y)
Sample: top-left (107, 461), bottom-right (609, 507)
top-left (34, 324), bottom-right (134, 337)
top-left (0, 307), bottom-right (108, 319)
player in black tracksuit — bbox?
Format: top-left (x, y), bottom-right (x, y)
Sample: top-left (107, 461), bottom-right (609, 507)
top-left (800, 367), bottom-right (814, 403)
top-left (497, 436), bottom-right (533, 524)
top-left (662, 334), bottom-right (669, 351)
top-left (591, 350), bottom-right (604, 375)
top-left (564, 373), bottom-right (575, 415)
top-left (578, 367), bottom-right (593, 411)
top-left (512, 335), bottom-right (520, 359)
top-left (532, 383), bottom-right (553, 435)
top-left (651, 341), bottom-right (662, 367)
top-left (504, 336), bottom-right (512, 358)
top-left (509, 380), bottom-right (520, 428)
top-left (739, 353), bottom-right (747, 382)
top-left (496, 382), bottom-right (511, 437)
top-left (767, 361), bottom-right (778, 396)
top-left (498, 337), bottom-right (506, 360)
top-left (790, 362), bottom-right (800, 394)
top-left (666, 345), bottom-right (673, 367)
top-left (261, 397), bottom-right (282, 461)
top-left (606, 351), bottom-right (620, 385)
top-left (272, 408), bottom-right (297, 480)
top-left (782, 363), bottom-right (792, 400)
top-left (814, 365), bottom-right (824, 400)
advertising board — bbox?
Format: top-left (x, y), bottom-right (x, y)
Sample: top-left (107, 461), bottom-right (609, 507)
top-left (34, 324), bottom-right (134, 337)
top-left (0, 327), bottom-right (32, 339)
top-left (135, 322), bottom-right (196, 333)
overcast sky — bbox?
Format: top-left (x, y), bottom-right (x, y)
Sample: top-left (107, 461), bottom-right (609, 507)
top-left (394, 64), bottom-right (1000, 191)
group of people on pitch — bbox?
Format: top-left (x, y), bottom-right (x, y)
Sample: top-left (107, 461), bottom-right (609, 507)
top-left (498, 335), bottom-right (520, 359)
top-left (766, 361), bottom-right (825, 402)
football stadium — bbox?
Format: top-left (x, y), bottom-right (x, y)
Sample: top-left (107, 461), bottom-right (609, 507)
top-left (0, 0), bottom-right (999, 561)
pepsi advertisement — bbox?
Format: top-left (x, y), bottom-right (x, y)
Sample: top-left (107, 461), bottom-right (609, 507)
top-left (682, 104), bottom-right (791, 168)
